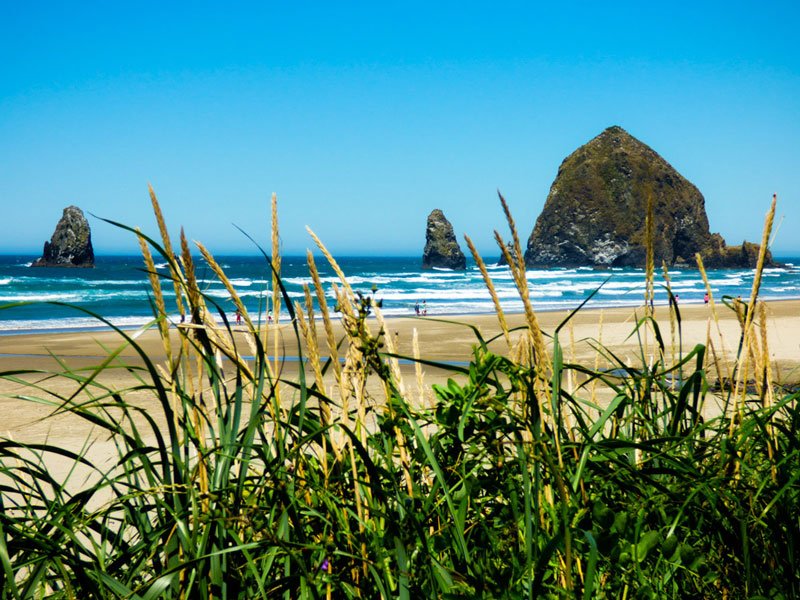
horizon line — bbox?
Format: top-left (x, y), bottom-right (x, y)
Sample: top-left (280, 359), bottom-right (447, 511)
top-left (2, 251), bottom-right (800, 259)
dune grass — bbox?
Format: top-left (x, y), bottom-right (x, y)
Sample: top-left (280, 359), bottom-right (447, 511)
top-left (1, 192), bottom-right (798, 599)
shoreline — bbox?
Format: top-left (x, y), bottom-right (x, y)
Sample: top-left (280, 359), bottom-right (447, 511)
top-left (1, 295), bottom-right (799, 338)
top-left (1, 298), bottom-right (798, 369)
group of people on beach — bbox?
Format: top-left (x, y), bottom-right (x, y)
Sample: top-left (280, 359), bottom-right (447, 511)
top-left (414, 300), bottom-right (427, 316)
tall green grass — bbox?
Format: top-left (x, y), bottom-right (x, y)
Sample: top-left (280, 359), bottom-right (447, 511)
top-left (0, 191), bottom-right (798, 598)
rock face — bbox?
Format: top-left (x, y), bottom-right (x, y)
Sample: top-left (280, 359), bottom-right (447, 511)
top-left (422, 209), bottom-right (466, 270)
top-left (32, 206), bottom-right (95, 268)
top-left (496, 242), bottom-right (517, 266)
top-left (524, 126), bottom-right (772, 268)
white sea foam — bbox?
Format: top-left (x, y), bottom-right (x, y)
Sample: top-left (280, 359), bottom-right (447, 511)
top-left (348, 276), bottom-right (396, 285)
top-left (198, 277), bottom-right (259, 288)
top-left (284, 273), bottom-right (471, 287)
top-left (707, 276), bottom-right (744, 286)
top-left (282, 277), bottom-right (313, 286)
top-left (525, 269), bottom-right (589, 281)
top-left (228, 278), bottom-right (255, 287)
top-left (221, 278), bottom-right (272, 286)
top-left (597, 288), bottom-right (638, 296)
top-left (2, 254), bottom-right (799, 332)
top-left (0, 311), bottom-right (278, 333)
top-left (204, 288), bottom-right (304, 300)
top-left (0, 315), bottom-right (156, 333)
top-left (0, 293), bottom-right (84, 302)
top-left (666, 281), bottom-right (706, 290)
top-left (398, 274), bottom-right (471, 284)
top-left (6, 276), bottom-right (149, 287)
top-left (85, 279), bottom-right (150, 286)
top-left (376, 289), bottom-right (497, 301)
top-left (599, 281), bottom-right (648, 291)
top-left (90, 290), bottom-right (152, 300)
top-left (372, 286), bottom-right (565, 302)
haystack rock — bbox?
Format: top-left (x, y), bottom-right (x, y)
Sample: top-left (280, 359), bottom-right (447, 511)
top-left (422, 209), bottom-right (466, 270)
top-left (524, 126), bottom-right (773, 268)
top-left (32, 206), bottom-right (95, 268)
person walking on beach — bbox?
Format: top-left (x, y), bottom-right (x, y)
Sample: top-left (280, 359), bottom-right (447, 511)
top-left (415, 301), bottom-right (420, 316)
top-left (704, 292), bottom-right (709, 305)
top-left (235, 309), bottom-right (242, 325)
top-left (422, 300), bottom-right (427, 316)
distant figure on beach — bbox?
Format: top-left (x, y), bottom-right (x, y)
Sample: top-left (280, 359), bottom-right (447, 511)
top-left (268, 310), bottom-right (273, 324)
top-left (415, 301), bottom-right (420, 316)
top-left (704, 292), bottom-right (709, 305)
top-left (422, 300), bottom-right (427, 316)
top-left (235, 309), bottom-right (242, 325)
top-left (675, 294), bottom-right (680, 304)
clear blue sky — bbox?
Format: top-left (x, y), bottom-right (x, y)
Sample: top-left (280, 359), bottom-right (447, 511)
top-left (2, 1), bottom-right (798, 256)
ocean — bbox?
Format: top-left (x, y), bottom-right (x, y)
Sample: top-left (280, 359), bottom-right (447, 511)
top-left (0, 254), bottom-right (798, 334)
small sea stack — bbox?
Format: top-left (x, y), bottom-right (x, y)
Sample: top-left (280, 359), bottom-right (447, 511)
top-left (422, 209), bottom-right (466, 270)
top-left (496, 241), bottom-right (517, 266)
top-left (32, 206), bottom-right (95, 268)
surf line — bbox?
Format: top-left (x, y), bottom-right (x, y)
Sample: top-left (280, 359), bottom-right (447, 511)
top-left (0, 352), bottom-right (469, 367)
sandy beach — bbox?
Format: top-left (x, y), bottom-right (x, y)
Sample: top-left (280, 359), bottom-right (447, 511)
top-left (1, 299), bottom-right (798, 449)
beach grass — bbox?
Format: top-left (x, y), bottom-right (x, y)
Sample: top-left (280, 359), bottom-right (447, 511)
top-left (0, 192), bottom-right (798, 598)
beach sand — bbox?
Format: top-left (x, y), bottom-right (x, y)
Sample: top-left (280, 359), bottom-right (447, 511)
top-left (1, 299), bottom-right (798, 455)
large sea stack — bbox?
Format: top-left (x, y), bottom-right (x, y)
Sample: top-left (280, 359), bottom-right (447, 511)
top-left (422, 209), bottom-right (466, 270)
top-left (32, 206), bottom-right (95, 268)
top-left (524, 126), bottom-right (772, 268)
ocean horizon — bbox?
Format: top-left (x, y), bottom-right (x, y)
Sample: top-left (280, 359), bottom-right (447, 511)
top-left (0, 253), bottom-right (798, 335)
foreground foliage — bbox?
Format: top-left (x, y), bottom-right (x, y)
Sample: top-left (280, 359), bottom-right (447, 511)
top-left (0, 191), bottom-right (797, 598)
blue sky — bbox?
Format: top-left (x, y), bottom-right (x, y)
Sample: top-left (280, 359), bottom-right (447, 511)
top-left (2, 1), bottom-right (798, 256)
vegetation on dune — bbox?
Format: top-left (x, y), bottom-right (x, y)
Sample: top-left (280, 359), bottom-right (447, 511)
top-left (0, 189), bottom-right (798, 598)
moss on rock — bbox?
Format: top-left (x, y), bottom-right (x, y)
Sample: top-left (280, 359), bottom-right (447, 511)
top-left (524, 126), bottom-right (772, 269)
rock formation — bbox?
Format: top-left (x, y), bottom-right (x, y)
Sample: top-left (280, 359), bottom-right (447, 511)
top-left (524, 126), bottom-right (772, 268)
top-left (496, 242), bottom-right (517, 267)
top-left (32, 206), bottom-right (95, 268)
top-left (422, 209), bottom-right (466, 270)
